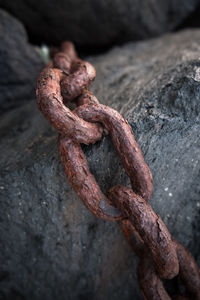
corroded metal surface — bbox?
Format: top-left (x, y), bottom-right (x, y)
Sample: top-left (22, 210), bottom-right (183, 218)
top-left (36, 41), bottom-right (200, 299)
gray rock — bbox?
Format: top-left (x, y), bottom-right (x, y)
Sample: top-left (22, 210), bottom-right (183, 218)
top-left (0, 9), bottom-right (43, 114)
top-left (0, 0), bottom-right (200, 48)
top-left (0, 29), bottom-right (200, 300)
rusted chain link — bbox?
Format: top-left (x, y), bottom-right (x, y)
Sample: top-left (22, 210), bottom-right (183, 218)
top-left (36, 41), bottom-right (200, 299)
top-left (120, 220), bottom-right (200, 299)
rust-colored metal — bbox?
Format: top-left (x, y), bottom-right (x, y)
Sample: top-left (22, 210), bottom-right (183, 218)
top-left (76, 89), bottom-right (100, 106)
top-left (61, 59), bottom-right (96, 103)
top-left (120, 219), bottom-right (200, 299)
top-left (120, 220), bottom-right (172, 300)
top-left (36, 67), bottom-right (103, 145)
top-left (36, 41), bottom-right (200, 300)
top-left (58, 135), bottom-right (123, 221)
top-left (53, 52), bottom-right (72, 74)
top-left (74, 103), bottom-right (153, 202)
top-left (173, 239), bottom-right (200, 299)
top-left (60, 41), bottom-right (77, 60)
top-left (109, 185), bottom-right (179, 279)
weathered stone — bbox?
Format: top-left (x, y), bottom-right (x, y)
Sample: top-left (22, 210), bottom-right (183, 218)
top-left (0, 29), bottom-right (200, 299)
top-left (0, 0), bottom-right (200, 49)
top-left (0, 9), bottom-right (43, 114)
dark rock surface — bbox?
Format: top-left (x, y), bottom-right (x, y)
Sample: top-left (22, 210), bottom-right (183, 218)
top-left (0, 29), bottom-right (200, 300)
top-left (176, 2), bottom-right (200, 30)
top-left (0, 9), bottom-right (43, 114)
top-left (0, 0), bottom-right (200, 49)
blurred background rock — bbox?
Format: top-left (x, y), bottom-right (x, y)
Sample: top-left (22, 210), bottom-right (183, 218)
top-left (0, 2), bottom-right (200, 300)
top-left (0, 0), bottom-right (200, 50)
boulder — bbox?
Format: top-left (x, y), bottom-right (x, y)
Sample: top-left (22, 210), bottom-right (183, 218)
top-left (0, 29), bottom-right (200, 299)
top-left (0, 9), bottom-right (43, 114)
top-left (0, 0), bottom-right (200, 49)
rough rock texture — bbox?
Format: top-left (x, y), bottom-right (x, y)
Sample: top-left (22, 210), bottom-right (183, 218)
top-left (0, 30), bottom-right (200, 300)
top-left (0, 0), bottom-right (200, 49)
top-left (0, 9), bottom-right (43, 114)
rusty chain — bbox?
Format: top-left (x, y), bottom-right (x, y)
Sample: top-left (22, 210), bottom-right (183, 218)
top-left (36, 41), bottom-right (200, 299)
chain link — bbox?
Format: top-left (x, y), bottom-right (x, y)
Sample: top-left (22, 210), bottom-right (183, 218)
top-left (36, 41), bottom-right (200, 299)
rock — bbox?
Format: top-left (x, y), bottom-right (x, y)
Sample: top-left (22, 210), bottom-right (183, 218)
top-left (0, 0), bottom-right (200, 49)
top-left (0, 29), bottom-right (200, 300)
top-left (0, 9), bottom-right (43, 114)
top-left (176, 2), bottom-right (200, 30)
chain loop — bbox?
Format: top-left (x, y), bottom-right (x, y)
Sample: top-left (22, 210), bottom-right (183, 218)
top-left (109, 185), bottom-right (179, 279)
top-left (73, 102), bottom-right (153, 201)
top-left (58, 135), bottom-right (123, 221)
top-left (36, 67), bottom-right (103, 145)
top-left (36, 41), bottom-right (200, 299)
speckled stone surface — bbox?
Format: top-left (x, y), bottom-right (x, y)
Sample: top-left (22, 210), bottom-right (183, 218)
top-left (0, 30), bottom-right (200, 299)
